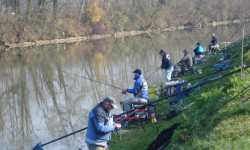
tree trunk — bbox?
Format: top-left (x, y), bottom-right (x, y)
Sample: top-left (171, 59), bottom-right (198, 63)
top-left (5, 0), bottom-right (20, 13)
top-left (38, 0), bottom-right (45, 9)
top-left (5, 0), bottom-right (7, 8)
top-left (26, 0), bottom-right (32, 20)
top-left (53, 0), bottom-right (57, 20)
top-left (79, 0), bottom-right (85, 23)
top-left (14, 0), bottom-right (20, 13)
top-left (159, 0), bottom-right (166, 6)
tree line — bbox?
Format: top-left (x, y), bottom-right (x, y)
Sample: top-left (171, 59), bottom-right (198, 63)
top-left (0, 0), bottom-right (250, 43)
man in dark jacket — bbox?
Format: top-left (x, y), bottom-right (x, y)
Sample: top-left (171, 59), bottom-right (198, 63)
top-left (210, 33), bottom-right (218, 45)
top-left (208, 33), bottom-right (219, 53)
top-left (86, 97), bottom-right (121, 150)
top-left (159, 49), bottom-right (174, 81)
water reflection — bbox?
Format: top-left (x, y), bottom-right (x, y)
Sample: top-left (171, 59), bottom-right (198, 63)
top-left (0, 24), bottom-right (250, 150)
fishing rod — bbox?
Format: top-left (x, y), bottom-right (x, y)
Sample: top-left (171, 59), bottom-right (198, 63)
top-left (62, 68), bottom-right (161, 91)
top-left (187, 67), bottom-right (226, 83)
top-left (165, 65), bottom-right (249, 100)
top-left (145, 67), bottom-right (161, 80)
top-left (62, 70), bottom-right (123, 90)
top-left (33, 127), bottom-right (88, 150)
top-left (62, 69), bottom-right (162, 94)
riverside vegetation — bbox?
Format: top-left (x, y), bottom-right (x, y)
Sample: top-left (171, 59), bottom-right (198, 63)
top-left (1, 0), bottom-right (250, 44)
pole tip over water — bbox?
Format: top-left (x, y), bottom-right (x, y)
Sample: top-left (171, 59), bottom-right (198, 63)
top-left (33, 143), bottom-right (43, 150)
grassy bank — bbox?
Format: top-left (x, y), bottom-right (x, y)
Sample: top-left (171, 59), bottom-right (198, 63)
top-left (110, 36), bottom-right (250, 150)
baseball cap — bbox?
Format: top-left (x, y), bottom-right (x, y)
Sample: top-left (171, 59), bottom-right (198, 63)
top-left (133, 69), bottom-right (142, 75)
top-left (103, 96), bottom-right (117, 109)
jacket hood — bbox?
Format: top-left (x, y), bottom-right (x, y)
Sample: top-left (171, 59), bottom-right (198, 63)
top-left (134, 74), bottom-right (144, 80)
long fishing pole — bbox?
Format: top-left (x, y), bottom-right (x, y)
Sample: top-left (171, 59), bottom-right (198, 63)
top-left (187, 68), bottom-right (224, 83)
top-left (63, 69), bottom-right (161, 93)
top-left (33, 127), bottom-right (88, 150)
top-left (62, 70), bottom-right (123, 90)
top-left (145, 67), bottom-right (161, 80)
top-left (62, 69), bottom-right (161, 92)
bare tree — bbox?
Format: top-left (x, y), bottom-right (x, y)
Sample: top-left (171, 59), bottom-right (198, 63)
top-left (38, 0), bottom-right (46, 9)
top-left (14, 0), bottom-right (20, 13)
top-left (53, 0), bottom-right (58, 20)
top-left (159, 0), bottom-right (166, 6)
top-left (26, 0), bottom-right (32, 20)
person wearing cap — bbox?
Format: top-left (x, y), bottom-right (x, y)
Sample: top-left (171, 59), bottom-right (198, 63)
top-left (85, 96), bottom-right (121, 150)
top-left (193, 42), bottom-right (205, 64)
top-left (177, 49), bottom-right (193, 75)
top-left (208, 33), bottom-right (219, 53)
top-left (193, 42), bottom-right (205, 56)
top-left (159, 49), bottom-right (174, 81)
top-left (121, 69), bottom-right (149, 109)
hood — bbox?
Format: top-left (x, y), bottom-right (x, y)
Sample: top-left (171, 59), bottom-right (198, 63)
top-left (134, 74), bottom-right (144, 80)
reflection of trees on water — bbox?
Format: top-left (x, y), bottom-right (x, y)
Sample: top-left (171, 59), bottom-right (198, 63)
top-left (0, 46), bottom-right (85, 149)
top-left (0, 25), bottom-right (250, 149)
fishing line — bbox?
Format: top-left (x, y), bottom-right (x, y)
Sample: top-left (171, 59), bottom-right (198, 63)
top-left (62, 70), bottom-right (123, 90)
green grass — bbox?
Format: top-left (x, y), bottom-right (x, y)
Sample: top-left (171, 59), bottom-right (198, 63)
top-left (111, 121), bottom-right (170, 150)
top-left (110, 36), bottom-right (250, 150)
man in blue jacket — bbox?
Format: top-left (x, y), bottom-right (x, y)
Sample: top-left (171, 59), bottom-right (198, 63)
top-left (193, 42), bottom-right (205, 56)
top-left (121, 69), bottom-right (149, 110)
top-left (86, 96), bottom-right (121, 150)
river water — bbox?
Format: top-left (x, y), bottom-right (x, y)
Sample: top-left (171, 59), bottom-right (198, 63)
top-left (0, 24), bottom-right (250, 150)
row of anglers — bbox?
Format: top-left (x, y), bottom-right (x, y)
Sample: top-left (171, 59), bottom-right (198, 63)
top-left (84, 34), bottom-right (220, 150)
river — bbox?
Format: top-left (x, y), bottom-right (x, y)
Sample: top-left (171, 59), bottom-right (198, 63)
top-left (0, 24), bottom-right (250, 150)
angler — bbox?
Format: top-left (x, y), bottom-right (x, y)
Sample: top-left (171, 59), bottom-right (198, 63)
top-left (159, 49), bottom-right (174, 81)
top-left (193, 42), bottom-right (205, 64)
top-left (121, 69), bottom-right (149, 111)
top-left (208, 33), bottom-right (220, 53)
top-left (85, 96), bottom-right (121, 150)
top-left (175, 49), bottom-right (193, 76)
